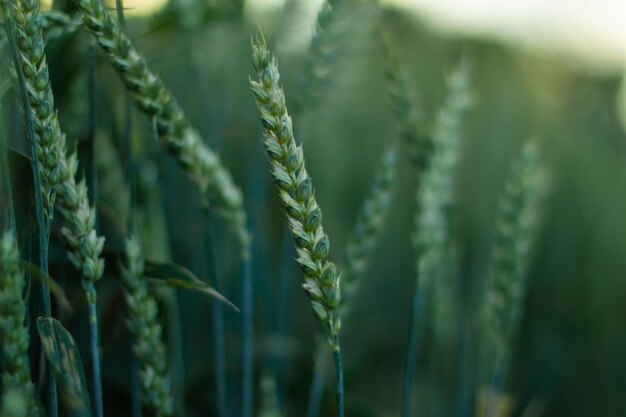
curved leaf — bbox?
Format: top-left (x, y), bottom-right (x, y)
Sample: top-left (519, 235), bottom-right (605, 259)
top-left (144, 258), bottom-right (239, 312)
top-left (20, 262), bottom-right (72, 313)
top-left (36, 317), bottom-right (92, 417)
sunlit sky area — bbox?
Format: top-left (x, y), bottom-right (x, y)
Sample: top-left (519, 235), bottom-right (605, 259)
top-left (41, 0), bottom-right (626, 72)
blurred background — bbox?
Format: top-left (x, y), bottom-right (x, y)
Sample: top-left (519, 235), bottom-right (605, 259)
top-left (7, 0), bottom-right (626, 416)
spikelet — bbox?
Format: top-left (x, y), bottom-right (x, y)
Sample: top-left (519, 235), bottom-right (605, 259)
top-left (484, 141), bottom-right (547, 374)
top-left (250, 38), bottom-right (342, 348)
top-left (121, 237), bottom-right (173, 417)
top-left (72, 0), bottom-right (249, 254)
top-left (0, 232), bottom-right (38, 417)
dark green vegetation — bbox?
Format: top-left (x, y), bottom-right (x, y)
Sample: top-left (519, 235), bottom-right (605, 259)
top-left (1, 1), bottom-right (625, 417)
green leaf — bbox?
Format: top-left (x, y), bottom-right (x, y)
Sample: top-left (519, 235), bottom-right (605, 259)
top-left (144, 258), bottom-right (239, 312)
top-left (36, 317), bottom-right (92, 417)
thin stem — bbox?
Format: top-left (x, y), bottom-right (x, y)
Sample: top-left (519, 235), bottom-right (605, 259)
top-left (241, 244), bottom-right (253, 417)
top-left (485, 370), bottom-right (502, 417)
top-left (0, 103), bottom-right (16, 232)
top-left (402, 287), bottom-right (424, 417)
top-left (306, 347), bottom-right (329, 417)
top-left (331, 340), bottom-right (344, 417)
top-left (88, 301), bottom-right (103, 417)
top-left (205, 217), bottom-right (228, 417)
top-left (131, 354), bottom-right (143, 417)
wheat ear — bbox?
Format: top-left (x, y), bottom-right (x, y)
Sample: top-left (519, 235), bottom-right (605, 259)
top-left (0, 232), bottom-right (38, 417)
top-left (0, 387), bottom-right (31, 417)
top-left (250, 38), bottom-right (344, 417)
top-left (41, 11), bottom-right (82, 43)
top-left (72, 0), bottom-right (249, 254)
top-left (259, 371), bottom-right (283, 417)
top-left (342, 146), bottom-right (397, 307)
top-left (250, 38), bottom-right (341, 344)
top-left (485, 141), bottom-right (546, 376)
top-left (296, 0), bottom-right (347, 113)
top-left (2, 0), bottom-right (62, 216)
top-left (121, 237), bottom-right (173, 417)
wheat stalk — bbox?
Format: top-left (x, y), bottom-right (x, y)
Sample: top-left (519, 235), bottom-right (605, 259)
top-left (121, 237), bottom-right (174, 417)
top-left (72, 0), bottom-right (249, 254)
top-left (0, 232), bottom-right (38, 417)
top-left (250, 37), bottom-right (344, 417)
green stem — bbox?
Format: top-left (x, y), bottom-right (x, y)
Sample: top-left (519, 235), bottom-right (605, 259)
top-left (88, 301), bottom-right (103, 417)
top-left (331, 336), bottom-right (344, 417)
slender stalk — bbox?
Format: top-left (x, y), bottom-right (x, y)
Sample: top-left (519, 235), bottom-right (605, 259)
top-left (204, 218), bottom-right (228, 417)
top-left (0, 102), bottom-right (15, 232)
top-left (241, 242), bottom-right (254, 417)
top-left (402, 287), bottom-right (424, 417)
top-left (85, 32), bottom-right (104, 417)
top-left (331, 339), bottom-right (344, 417)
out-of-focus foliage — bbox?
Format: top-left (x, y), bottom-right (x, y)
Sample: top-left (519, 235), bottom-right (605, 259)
top-left (2, 1), bottom-right (626, 417)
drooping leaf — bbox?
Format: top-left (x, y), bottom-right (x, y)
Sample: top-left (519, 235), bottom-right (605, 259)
top-left (36, 317), bottom-right (92, 417)
top-left (144, 258), bottom-right (239, 312)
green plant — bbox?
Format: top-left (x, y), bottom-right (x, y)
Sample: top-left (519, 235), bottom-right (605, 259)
top-left (121, 237), bottom-right (173, 417)
top-left (72, 0), bottom-right (249, 254)
top-left (0, 232), bottom-right (37, 417)
top-left (250, 37), bottom-right (344, 416)
top-left (483, 141), bottom-right (546, 413)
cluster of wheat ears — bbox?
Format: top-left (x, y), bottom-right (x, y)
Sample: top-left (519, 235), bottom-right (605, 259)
top-left (0, 0), bottom-right (548, 416)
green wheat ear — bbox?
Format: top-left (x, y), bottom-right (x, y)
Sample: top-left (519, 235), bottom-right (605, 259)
top-left (485, 141), bottom-right (547, 376)
top-left (250, 37), bottom-right (342, 346)
top-left (2, 0), bottom-right (63, 216)
top-left (295, 0), bottom-right (348, 113)
top-left (0, 387), bottom-right (30, 417)
top-left (381, 32), bottom-right (431, 171)
top-left (121, 237), bottom-right (173, 417)
top-left (73, 0), bottom-right (249, 255)
top-left (342, 146), bottom-right (397, 309)
top-left (0, 232), bottom-right (38, 417)
top-left (415, 59), bottom-right (472, 322)
top-left (259, 371), bottom-right (283, 417)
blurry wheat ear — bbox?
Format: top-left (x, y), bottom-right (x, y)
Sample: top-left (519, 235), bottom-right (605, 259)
top-left (121, 237), bottom-right (174, 417)
top-left (73, 0), bottom-right (250, 256)
top-left (250, 37), bottom-right (344, 417)
top-left (0, 232), bottom-right (38, 417)
top-left (342, 146), bottom-right (397, 311)
top-left (259, 371), bottom-right (283, 417)
top-left (398, 57), bottom-right (472, 417)
top-left (484, 141), bottom-right (547, 403)
top-left (0, 387), bottom-right (31, 417)
top-left (295, 0), bottom-right (348, 114)
top-left (381, 32), bottom-right (431, 172)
